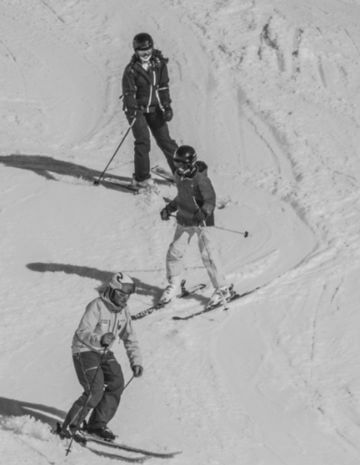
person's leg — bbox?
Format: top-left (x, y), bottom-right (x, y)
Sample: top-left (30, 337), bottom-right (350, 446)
top-left (130, 113), bottom-right (151, 181)
top-left (160, 224), bottom-right (193, 302)
top-left (197, 227), bottom-right (226, 289)
top-left (87, 351), bottom-right (124, 431)
top-left (166, 224), bottom-right (193, 283)
top-left (147, 110), bottom-right (177, 173)
top-left (62, 352), bottom-right (104, 430)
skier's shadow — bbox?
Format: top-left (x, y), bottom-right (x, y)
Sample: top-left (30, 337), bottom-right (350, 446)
top-left (26, 262), bottom-right (163, 299)
top-left (0, 397), bottom-right (65, 429)
top-left (0, 153), bottom-right (135, 193)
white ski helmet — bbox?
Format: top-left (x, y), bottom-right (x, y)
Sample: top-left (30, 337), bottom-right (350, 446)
top-left (108, 272), bottom-right (136, 295)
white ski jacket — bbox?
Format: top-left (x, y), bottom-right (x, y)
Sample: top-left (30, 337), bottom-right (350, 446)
top-left (71, 291), bottom-right (142, 368)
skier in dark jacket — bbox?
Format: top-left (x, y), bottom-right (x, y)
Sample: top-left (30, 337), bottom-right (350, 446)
top-left (159, 145), bottom-right (230, 307)
top-left (122, 33), bottom-right (178, 188)
top-left (59, 272), bottom-right (143, 441)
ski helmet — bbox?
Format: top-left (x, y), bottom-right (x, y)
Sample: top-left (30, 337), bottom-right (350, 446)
top-left (133, 33), bottom-right (154, 51)
top-left (108, 272), bottom-right (136, 295)
top-left (173, 145), bottom-right (197, 176)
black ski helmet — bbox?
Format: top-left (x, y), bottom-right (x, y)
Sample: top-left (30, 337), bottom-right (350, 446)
top-left (173, 145), bottom-right (197, 176)
top-left (133, 33), bottom-right (154, 51)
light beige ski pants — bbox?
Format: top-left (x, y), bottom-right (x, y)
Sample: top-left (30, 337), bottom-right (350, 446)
top-left (166, 224), bottom-right (226, 289)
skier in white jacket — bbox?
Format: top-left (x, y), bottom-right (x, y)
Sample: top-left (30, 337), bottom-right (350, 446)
top-left (59, 272), bottom-right (142, 441)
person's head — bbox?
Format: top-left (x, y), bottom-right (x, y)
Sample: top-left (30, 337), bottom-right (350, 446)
top-left (133, 32), bottom-right (154, 63)
top-left (173, 145), bottom-right (197, 177)
top-left (107, 272), bottom-right (135, 310)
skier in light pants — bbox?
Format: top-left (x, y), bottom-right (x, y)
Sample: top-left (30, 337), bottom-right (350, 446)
top-left (160, 145), bottom-right (230, 307)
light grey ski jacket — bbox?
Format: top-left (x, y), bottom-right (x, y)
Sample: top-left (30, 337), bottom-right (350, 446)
top-left (71, 290), bottom-right (142, 368)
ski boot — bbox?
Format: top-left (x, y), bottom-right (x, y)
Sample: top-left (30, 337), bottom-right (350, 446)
top-left (54, 422), bottom-right (86, 444)
top-left (159, 276), bottom-right (182, 304)
top-left (206, 286), bottom-right (232, 309)
top-left (86, 425), bottom-right (116, 442)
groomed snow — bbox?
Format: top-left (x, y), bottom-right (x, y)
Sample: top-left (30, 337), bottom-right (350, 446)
top-left (1, 0), bottom-right (360, 464)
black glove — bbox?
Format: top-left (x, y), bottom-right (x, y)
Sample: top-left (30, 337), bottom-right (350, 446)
top-left (194, 208), bottom-right (207, 224)
top-left (100, 332), bottom-right (115, 347)
top-left (160, 205), bottom-right (171, 221)
top-left (132, 365), bottom-right (143, 377)
top-left (162, 105), bottom-right (173, 122)
top-left (125, 107), bottom-right (138, 122)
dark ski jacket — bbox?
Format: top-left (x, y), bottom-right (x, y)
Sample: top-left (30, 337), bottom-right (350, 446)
top-left (167, 161), bottom-right (216, 227)
top-left (122, 49), bottom-right (172, 114)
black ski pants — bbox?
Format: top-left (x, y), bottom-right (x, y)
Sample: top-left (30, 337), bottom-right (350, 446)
top-left (63, 350), bottom-right (124, 431)
top-left (130, 107), bottom-right (177, 182)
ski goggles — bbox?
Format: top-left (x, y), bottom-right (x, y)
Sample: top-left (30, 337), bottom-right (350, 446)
top-left (136, 47), bottom-right (153, 57)
top-left (111, 282), bottom-right (136, 295)
top-left (173, 158), bottom-right (188, 167)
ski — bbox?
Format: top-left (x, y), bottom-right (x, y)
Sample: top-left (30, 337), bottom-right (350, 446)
top-left (84, 435), bottom-right (181, 459)
top-left (100, 177), bottom-right (145, 193)
top-left (86, 446), bottom-right (148, 463)
top-left (151, 165), bottom-right (175, 183)
top-left (100, 175), bottom-right (173, 193)
top-left (172, 286), bottom-right (261, 320)
top-left (54, 423), bottom-right (147, 463)
top-left (131, 280), bottom-right (206, 320)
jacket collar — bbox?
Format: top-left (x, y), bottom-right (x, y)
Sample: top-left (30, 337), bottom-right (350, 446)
top-left (132, 61), bottom-right (154, 84)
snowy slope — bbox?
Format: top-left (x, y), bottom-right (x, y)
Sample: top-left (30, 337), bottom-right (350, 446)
top-left (1, 0), bottom-right (360, 464)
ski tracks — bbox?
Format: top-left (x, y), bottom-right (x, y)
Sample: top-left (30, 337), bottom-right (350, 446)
top-left (248, 273), bottom-right (360, 463)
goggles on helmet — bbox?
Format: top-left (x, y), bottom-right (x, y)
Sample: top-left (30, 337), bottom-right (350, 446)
top-left (111, 282), bottom-right (135, 295)
top-left (173, 158), bottom-right (188, 166)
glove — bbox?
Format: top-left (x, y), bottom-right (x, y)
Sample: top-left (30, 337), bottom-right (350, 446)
top-left (162, 105), bottom-right (173, 122)
top-left (194, 208), bottom-right (207, 224)
top-left (132, 365), bottom-right (143, 377)
top-left (125, 107), bottom-right (138, 122)
top-left (100, 332), bottom-right (115, 347)
top-left (160, 205), bottom-right (171, 221)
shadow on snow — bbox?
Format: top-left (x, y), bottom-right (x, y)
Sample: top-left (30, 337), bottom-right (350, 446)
top-left (26, 262), bottom-right (164, 300)
top-left (0, 153), bottom-right (136, 192)
top-left (0, 397), bottom-right (65, 429)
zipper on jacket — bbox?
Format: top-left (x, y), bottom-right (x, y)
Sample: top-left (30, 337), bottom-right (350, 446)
top-left (155, 85), bottom-right (164, 112)
top-left (111, 314), bottom-right (118, 339)
top-left (146, 70), bottom-right (156, 113)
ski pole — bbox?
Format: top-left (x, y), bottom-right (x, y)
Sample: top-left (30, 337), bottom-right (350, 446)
top-left (123, 375), bottom-right (135, 391)
top-left (213, 225), bottom-right (249, 238)
top-left (168, 214), bottom-right (249, 238)
top-left (94, 117), bottom-right (136, 186)
top-left (65, 348), bottom-right (107, 456)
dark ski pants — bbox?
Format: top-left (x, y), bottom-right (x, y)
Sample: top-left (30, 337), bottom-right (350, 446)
top-left (130, 108), bottom-right (178, 182)
top-left (63, 350), bottom-right (124, 431)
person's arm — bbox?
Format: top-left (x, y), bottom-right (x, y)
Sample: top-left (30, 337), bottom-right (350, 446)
top-left (157, 62), bottom-right (171, 108)
top-left (122, 65), bottom-right (138, 117)
top-left (198, 175), bottom-right (216, 218)
top-left (122, 316), bottom-right (142, 369)
top-left (74, 301), bottom-right (102, 350)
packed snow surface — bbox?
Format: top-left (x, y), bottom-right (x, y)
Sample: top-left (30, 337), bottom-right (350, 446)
top-left (1, 0), bottom-right (360, 464)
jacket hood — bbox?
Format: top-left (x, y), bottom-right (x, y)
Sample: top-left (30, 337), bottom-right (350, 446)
top-left (195, 160), bottom-right (208, 174)
top-left (100, 287), bottom-right (126, 313)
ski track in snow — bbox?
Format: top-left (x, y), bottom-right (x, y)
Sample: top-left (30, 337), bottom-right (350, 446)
top-left (1, 0), bottom-right (360, 464)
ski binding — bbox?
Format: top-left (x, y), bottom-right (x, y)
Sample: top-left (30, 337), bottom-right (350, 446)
top-left (132, 280), bottom-right (206, 320)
